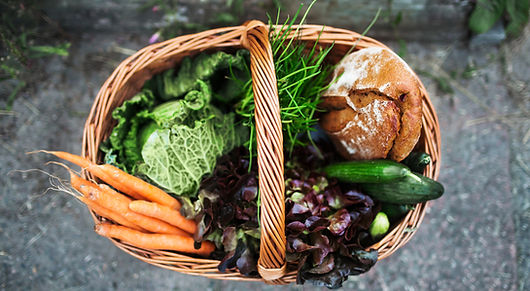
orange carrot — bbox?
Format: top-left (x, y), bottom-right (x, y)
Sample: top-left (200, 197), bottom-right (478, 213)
top-left (87, 184), bottom-right (189, 236)
top-left (99, 163), bottom-right (181, 209)
top-left (129, 200), bottom-right (197, 235)
top-left (95, 223), bottom-right (215, 257)
top-left (96, 185), bottom-right (191, 237)
top-left (68, 168), bottom-right (94, 190)
top-left (66, 169), bottom-right (143, 231)
top-left (45, 150), bottom-right (144, 200)
top-left (70, 172), bottom-right (189, 236)
top-left (76, 195), bottom-right (144, 231)
top-left (43, 151), bottom-right (180, 208)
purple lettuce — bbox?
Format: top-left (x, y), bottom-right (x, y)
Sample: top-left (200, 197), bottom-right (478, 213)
top-left (188, 144), bottom-right (379, 284)
top-left (183, 147), bottom-right (260, 276)
top-left (284, 145), bottom-right (379, 288)
top-left (297, 249), bottom-right (378, 289)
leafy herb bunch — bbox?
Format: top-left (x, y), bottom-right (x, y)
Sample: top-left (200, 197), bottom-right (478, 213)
top-left (234, 3), bottom-right (334, 157)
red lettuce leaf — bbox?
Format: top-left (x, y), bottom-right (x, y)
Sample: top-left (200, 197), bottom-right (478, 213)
top-left (236, 248), bottom-right (258, 276)
top-left (307, 254), bottom-right (335, 274)
top-left (327, 209), bottom-right (351, 236)
top-left (222, 227), bottom-right (237, 252)
top-left (297, 250), bottom-right (378, 289)
top-left (305, 216), bottom-right (330, 232)
top-left (218, 240), bottom-right (246, 272)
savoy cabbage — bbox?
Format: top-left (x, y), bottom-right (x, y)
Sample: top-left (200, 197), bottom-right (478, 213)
top-left (102, 50), bottom-right (249, 196)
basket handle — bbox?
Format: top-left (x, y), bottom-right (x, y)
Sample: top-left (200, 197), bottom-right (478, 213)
top-left (240, 20), bottom-right (286, 281)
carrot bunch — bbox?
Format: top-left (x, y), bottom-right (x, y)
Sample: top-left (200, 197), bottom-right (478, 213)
top-left (42, 151), bottom-right (213, 257)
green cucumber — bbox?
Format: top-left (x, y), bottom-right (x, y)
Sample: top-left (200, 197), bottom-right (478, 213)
top-left (402, 152), bottom-right (431, 173)
top-left (324, 160), bottom-right (411, 183)
top-left (381, 203), bottom-right (411, 221)
top-left (362, 172), bottom-right (444, 204)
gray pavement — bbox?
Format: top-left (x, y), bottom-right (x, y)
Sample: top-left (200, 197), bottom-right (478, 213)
top-left (1, 7), bottom-right (529, 291)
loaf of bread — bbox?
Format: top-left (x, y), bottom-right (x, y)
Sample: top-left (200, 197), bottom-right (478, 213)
top-left (319, 47), bottom-right (422, 161)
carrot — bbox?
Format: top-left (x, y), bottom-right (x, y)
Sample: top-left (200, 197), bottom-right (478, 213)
top-left (99, 163), bottom-right (181, 209)
top-left (70, 172), bottom-right (189, 236)
top-left (66, 169), bottom-right (143, 231)
top-left (41, 151), bottom-right (180, 208)
top-left (43, 150), bottom-right (144, 200)
top-left (95, 223), bottom-right (215, 257)
top-left (129, 200), bottom-right (197, 235)
top-left (76, 195), bottom-right (144, 231)
top-left (69, 169), bottom-right (98, 193)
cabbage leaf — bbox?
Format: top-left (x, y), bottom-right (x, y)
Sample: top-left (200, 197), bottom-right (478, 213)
top-left (138, 109), bottom-right (245, 196)
top-left (102, 50), bottom-right (250, 177)
top-left (108, 90), bottom-right (156, 172)
top-left (156, 50), bottom-right (248, 101)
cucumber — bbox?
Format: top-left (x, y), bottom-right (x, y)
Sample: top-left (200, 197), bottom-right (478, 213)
top-left (362, 172), bottom-right (444, 204)
top-left (402, 152), bottom-right (431, 173)
top-left (381, 203), bottom-right (411, 221)
top-left (324, 160), bottom-right (411, 183)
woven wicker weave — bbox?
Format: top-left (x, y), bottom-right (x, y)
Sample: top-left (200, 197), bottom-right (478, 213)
top-left (81, 21), bottom-right (441, 284)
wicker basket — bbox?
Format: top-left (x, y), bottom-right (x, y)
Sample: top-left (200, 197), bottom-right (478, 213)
top-left (81, 21), bottom-right (441, 284)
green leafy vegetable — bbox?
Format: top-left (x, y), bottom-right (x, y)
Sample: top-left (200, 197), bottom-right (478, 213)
top-left (108, 90), bottom-right (156, 172)
top-left (138, 108), bottom-right (245, 196)
top-left (156, 50), bottom-right (249, 101)
top-left (102, 51), bottom-right (250, 195)
top-left (145, 79), bottom-right (216, 130)
top-left (235, 2), bottom-right (334, 156)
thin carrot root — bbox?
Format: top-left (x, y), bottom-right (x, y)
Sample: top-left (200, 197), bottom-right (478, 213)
top-left (40, 150), bottom-right (144, 200)
top-left (95, 223), bottom-right (214, 257)
top-left (129, 200), bottom-right (197, 235)
top-left (25, 163), bottom-right (142, 232)
top-left (46, 161), bottom-right (83, 177)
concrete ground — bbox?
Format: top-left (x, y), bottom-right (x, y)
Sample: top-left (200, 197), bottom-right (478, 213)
top-left (1, 5), bottom-right (529, 291)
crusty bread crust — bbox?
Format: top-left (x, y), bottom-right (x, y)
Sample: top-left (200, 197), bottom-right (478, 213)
top-left (320, 47), bottom-right (422, 161)
top-left (320, 92), bottom-right (400, 159)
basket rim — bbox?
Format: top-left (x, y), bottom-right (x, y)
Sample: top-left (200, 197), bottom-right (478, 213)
top-left (81, 22), bottom-right (441, 284)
